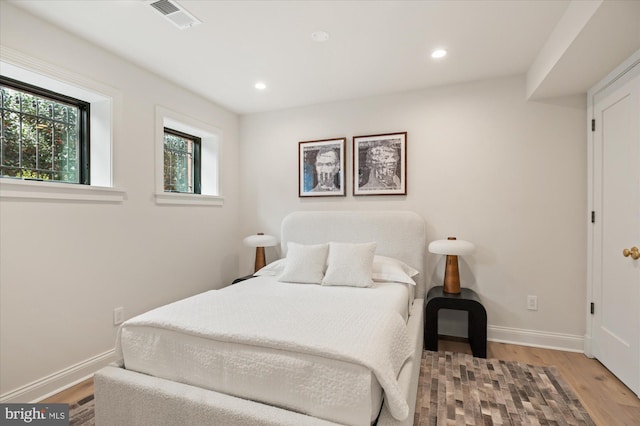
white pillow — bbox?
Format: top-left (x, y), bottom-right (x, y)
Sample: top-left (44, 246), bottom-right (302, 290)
top-left (372, 255), bottom-right (418, 285)
top-left (278, 242), bottom-right (328, 284)
top-left (256, 254), bottom-right (418, 285)
top-left (254, 258), bottom-right (286, 276)
top-left (322, 242), bottom-right (377, 287)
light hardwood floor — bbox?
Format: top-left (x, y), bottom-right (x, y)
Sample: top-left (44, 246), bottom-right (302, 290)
top-left (41, 340), bottom-right (640, 425)
top-left (40, 376), bottom-right (93, 405)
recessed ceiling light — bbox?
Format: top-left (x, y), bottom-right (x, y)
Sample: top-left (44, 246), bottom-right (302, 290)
top-left (431, 49), bottom-right (447, 59)
top-left (311, 31), bottom-right (330, 42)
top-left (255, 82), bottom-right (266, 90)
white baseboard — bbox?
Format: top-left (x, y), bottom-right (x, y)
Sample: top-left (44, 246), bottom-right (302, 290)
top-left (487, 325), bottom-right (584, 353)
top-left (0, 349), bottom-right (115, 403)
top-left (437, 315), bottom-right (585, 353)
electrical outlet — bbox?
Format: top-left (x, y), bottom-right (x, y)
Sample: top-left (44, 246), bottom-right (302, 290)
top-left (526, 295), bottom-right (538, 311)
top-left (113, 307), bottom-right (124, 325)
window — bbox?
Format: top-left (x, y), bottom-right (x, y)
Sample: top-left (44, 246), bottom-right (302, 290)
top-left (164, 128), bottom-right (201, 194)
top-left (1, 76), bottom-right (90, 184)
top-left (155, 106), bottom-right (222, 206)
top-left (0, 54), bottom-right (123, 203)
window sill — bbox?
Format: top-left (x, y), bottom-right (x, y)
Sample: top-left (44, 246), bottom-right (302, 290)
top-left (0, 178), bottom-right (126, 203)
top-left (154, 192), bottom-right (224, 206)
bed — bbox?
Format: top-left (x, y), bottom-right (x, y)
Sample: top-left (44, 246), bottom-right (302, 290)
top-left (95, 210), bottom-right (426, 426)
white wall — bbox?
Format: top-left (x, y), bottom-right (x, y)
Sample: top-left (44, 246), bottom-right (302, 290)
top-left (240, 76), bottom-right (587, 350)
top-left (0, 4), bottom-right (241, 400)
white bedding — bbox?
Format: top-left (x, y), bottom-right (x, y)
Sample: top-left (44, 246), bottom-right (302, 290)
top-left (115, 276), bottom-right (413, 425)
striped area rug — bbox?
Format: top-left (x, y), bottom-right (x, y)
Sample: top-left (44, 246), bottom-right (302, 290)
top-left (414, 351), bottom-right (595, 425)
top-left (69, 394), bottom-right (94, 426)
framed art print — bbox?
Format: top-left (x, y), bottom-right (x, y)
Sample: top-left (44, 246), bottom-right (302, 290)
top-left (299, 138), bottom-right (346, 197)
top-left (353, 132), bottom-right (406, 196)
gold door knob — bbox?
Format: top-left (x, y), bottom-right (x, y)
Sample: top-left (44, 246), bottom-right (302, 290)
top-left (623, 246), bottom-right (640, 260)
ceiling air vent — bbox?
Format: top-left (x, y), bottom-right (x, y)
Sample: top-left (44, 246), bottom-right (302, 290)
top-left (149, 0), bottom-right (201, 30)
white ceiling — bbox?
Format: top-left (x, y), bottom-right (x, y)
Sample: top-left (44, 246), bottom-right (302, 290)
top-left (7, 0), bottom-right (640, 114)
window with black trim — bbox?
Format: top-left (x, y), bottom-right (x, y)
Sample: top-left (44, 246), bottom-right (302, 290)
top-left (163, 127), bottom-right (201, 194)
top-left (0, 76), bottom-right (90, 184)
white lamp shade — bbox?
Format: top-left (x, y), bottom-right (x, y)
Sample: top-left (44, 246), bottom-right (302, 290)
top-left (428, 239), bottom-right (475, 256)
top-left (243, 234), bottom-right (278, 248)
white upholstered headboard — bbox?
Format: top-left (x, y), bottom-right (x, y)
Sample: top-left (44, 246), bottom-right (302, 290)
top-left (281, 211), bottom-right (426, 299)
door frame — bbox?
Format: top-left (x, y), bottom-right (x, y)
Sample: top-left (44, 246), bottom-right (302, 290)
top-left (586, 49), bottom-right (640, 359)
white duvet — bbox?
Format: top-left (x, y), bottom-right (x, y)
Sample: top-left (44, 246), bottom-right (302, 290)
top-left (115, 277), bottom-right (413, 422)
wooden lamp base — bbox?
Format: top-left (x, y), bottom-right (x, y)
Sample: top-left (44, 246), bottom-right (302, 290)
top-left (443, 254), bottom-right (461, 294)
top-left (254, 246), bottom-right (266, 273)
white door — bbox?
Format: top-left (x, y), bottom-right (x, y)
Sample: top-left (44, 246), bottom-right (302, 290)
top-left (592, 66), bottom-right (640, 397)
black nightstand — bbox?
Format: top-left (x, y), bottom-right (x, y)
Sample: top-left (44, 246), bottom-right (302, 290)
top-left (232, 275), bottom-right (255, 284)
top-left (424, 286), bottom-right (487, 358)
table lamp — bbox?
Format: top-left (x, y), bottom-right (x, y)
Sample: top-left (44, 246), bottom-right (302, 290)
top-left (243, 233), bottom-right (278, 272)
top-left (428, 237), bottom-right (475, 294)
